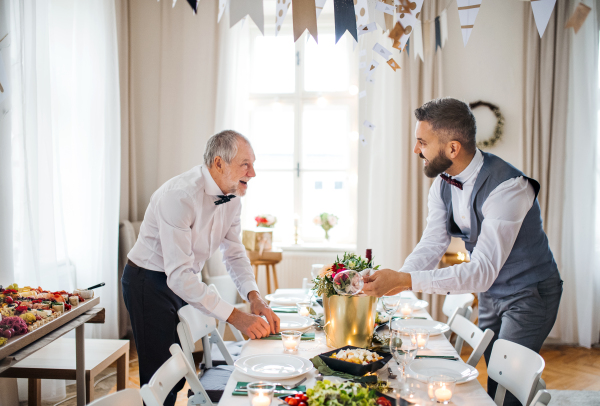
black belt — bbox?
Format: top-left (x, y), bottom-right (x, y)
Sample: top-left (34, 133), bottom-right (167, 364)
top-left (127, 259), bottom-right (140, 269)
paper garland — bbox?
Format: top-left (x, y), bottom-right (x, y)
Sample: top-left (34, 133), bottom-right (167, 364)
top-left (275, 0), bottom-right (292, 36)
top-left (316, 0), bottom-right (328, 20)
top-left (531, 0), bottom-right (557, 38)
top-left (334, 0), bottom-right (358, 42)
top-left (230, 0), bottom-right (264, 34)
top-left (456, 0), bottom-right (482, 46)
top-left (394, 0), bottom-right (425, 51)
top-left (355, 0), bottom-right (370, 28)
top-left (565, 2), bottom-right (592, 33)
top-left (293, 0), bottom-right (319, 42)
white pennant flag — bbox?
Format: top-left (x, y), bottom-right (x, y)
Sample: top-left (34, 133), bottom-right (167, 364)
top-left (440, 9), bottom-right (448, 47)
top-left (531, 0), bottom-right (557, 38)
top-left (275, 0), bottom-right (291, 36)
top-left (395, 0), bottom-right (424, 51)
top-left (456, 0), bottom-right (483, 46)
top-left (218, 0), bottom-right (228, 22)
top-left (412, 20), bottom-right (424, 61)
top-left (367, 0), bottom-right (388, 31)
top-left (230, 0), bottom-right (264, 34)
top-left (355, 0), bottom-right (370, 28)
top-left (316, 0), bottom-right (328, 20)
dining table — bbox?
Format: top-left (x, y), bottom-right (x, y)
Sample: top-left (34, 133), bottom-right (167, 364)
top-left (218, 289), bottom-right (495, 405)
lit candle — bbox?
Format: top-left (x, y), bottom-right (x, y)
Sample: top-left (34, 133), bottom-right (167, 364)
top-left (412, 336), bottom-right (427, 348)
top-left (283, 338), bottom-right (298, 351)
top-left (252, 393), bottom-right (271, 406)
top-left (401, 305), bottom-right (412, 316)
top-left (435, 385), bottom-right (453, 402)
top-left (294, 213), bottom-right (299, 228)
top-left (299, 307), bottom-right (310, 317)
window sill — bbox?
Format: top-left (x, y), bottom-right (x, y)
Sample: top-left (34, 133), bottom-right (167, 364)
top-left (273, 242), bottom-right (357, 253)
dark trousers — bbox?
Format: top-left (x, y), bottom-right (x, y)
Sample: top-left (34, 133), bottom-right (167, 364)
top-left (479, 271), bottom-right (563, 406)
top-left (122, 264), bottom-right (187, 406)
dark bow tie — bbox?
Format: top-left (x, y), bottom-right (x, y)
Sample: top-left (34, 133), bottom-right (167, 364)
top-left (440, 174), bottom-right (463, 190)
top-left (214, 195), bottom-right (236, 205)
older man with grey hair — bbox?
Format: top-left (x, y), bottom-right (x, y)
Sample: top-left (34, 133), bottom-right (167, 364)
top-left (122, 130), bottom-right (280, 406)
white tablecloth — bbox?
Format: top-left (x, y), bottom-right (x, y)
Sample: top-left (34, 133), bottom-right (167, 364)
top-left (218, 291), bottom-right (495, 405)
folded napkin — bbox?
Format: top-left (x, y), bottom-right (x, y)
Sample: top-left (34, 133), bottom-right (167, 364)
top-left (232, 381), bottom-right (307, 396)
top-left (415, 355), bottom-right (459, 360)
top-left (261, 332), bottom-right (315, 340)
top-left (271, 306), bottom-right (298, 313)
top-left (309, 356), bottom-right (378, 384)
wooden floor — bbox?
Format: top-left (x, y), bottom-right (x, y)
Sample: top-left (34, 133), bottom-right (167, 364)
top-left (106, 342), bottom-right (600, 405)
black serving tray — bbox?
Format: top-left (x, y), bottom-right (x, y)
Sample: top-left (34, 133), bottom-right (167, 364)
top-left (278, 390), bottom-right (408, 406)
top-left (318, 345), bottom-right (393, 376)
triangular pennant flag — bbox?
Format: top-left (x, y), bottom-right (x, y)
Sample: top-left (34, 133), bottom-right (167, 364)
top-left (393, 0), bottom-right (424, 50)
top-left (275, 0), bottom-right (292, 36)
top-left (368, 0), bottom-right (388, 31)
top-left (218, 0), bottom-right (228, 23)
top-left (316, 0), bottom-right (328, 20)
top-left (355, 0), bottom-right (370, 28)
top-left (440, 9), bottom-right (448, 47)
top-left (186, 0), bottom-right (198, 13)
top-left (293, 0), bottom-right (319, 43)
top-left (230, 0), bottom-right (264, 34)
top-left (413, 20), bottom-right (423, 61)
top-left (531, 0), bottom-right (557, 37)
top-left (334, 0), bottom-right (358, 42)
top-left (456, 0), bottom-right (482, 46)
top-left (172, 0), bottom-right (177, 8)
top-left (565, 2), bottom-right (591, 34)
top-left (434, 16), bottom-right (441, 51)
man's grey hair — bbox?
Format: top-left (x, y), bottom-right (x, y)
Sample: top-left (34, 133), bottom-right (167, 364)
top-left (414, 98), bottom-right (477, 154)
top-left (203, 130), bottom-right (251, 168)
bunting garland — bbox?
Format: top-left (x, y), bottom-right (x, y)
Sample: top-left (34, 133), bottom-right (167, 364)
top-left (531, 0), bottom-right (558, 38)
top-left (456, 0), bottom-right (482, 46)
top-left (334, 0), bottom-right (359, 43)
top-left (293, 0), bottom-right (319, 43)
top-left (275, 0), bottom-right (292, 36)
top-left (230, 0), bottom-right (264, 34)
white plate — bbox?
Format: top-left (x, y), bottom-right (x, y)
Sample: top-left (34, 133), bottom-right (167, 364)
top-left (278, 314), bottom-right (314, 332)
top-left (407, 359), bottom-right (479, 384)
top-left (234, 354), bottom-right (313, 379)
top-left (390, 319), bottom-right (450, 336)
top-left (265, 292), bottom-right (311, 306)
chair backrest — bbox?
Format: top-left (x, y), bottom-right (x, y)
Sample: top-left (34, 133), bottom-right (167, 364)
top-left (140, 344), bottom-right (212, 406)
top-left (447, 310), bottom-right (494, 367)
top-left (488, 339), bottom-right (545, 406)
top-left (88, 388), bottom-right (143, 406)
top-left (204, 274), bottom-right (241, 305)
top-left (530, 389), bottom-right (551, 406)
top-left (442, 293), bottom-right (475, 319)
top-left (177, 301), bottom-right (234, 369)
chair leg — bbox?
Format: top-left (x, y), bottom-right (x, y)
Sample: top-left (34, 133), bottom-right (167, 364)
top-left (28, 378), bottom-right (41, 406)
top-left (266, 264), bottom-right (272, 294)
top-left (253, 264), bottom-right (258, 279)
top-left (271, 264), bottom-right (279, 291)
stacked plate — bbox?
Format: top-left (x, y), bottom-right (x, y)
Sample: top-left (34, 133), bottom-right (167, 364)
top-left (234, 354), bottom-right (313, 379)
top-left (407, 359), bottom-right (479, 384)
top-left (390, 319), bottom-right (450, 336)
top-left (278, 314), bottom-right (314, 332)
top-left (265, 291), bottom-right (311, 306)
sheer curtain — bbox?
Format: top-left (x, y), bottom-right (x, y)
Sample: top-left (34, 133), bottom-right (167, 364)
top-left (10, 0), bottom-right (120, 340)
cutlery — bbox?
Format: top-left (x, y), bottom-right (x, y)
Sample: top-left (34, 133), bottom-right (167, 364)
top-left (238, 377), bottom-right (307, 391)
top-left (86, 283), bottom-right (105, 290)
top-left (236, 389), bottom-right (302, 395)
top-left (415, 355), bottom-right (459, 360)
top-left (387, 367), bottom-right (397, 379)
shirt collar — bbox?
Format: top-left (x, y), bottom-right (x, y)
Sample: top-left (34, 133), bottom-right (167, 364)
top-left (201, 164), bottom-right (225, 196)
top-left (448, 149), bottom-right (483, 184)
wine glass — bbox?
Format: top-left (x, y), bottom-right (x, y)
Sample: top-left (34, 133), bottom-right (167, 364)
top-left (389, 328), bottom-right (418, 382)
top-left (332, 270), bottom-right (364, 295)
top-left (380, 295), bottom-right (402, 327)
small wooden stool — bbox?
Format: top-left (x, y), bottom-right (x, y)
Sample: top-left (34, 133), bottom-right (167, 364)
top-left (247, 249), bottom-right (283, 294)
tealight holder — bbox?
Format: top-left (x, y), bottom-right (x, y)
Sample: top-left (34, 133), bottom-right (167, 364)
top-left (428, 375), bottom-right (456, 404)
top-left (411, 328), bottom-right (430, 349)
top-left (296, 302), bottom-right (312, 317)
top-left (247, 382), bottom-right (275, 406)
top-left (398, 301), bottom-right (413, 319)
top-left (281, 330), bottom-right (302, 353)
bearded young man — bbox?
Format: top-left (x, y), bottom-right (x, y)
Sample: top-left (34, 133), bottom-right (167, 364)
top-left (122, 130), bottom-right (280, 406)
top-left (363, 98), bottom-right (562, 406)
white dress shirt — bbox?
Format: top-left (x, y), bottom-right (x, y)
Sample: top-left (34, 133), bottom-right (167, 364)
top-left (404, 149), bottom-right (537, 294)
top-left (128, 165), bottom-right (259, 321)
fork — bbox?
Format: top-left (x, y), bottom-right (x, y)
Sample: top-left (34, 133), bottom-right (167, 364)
top-left (238, 377), bottom-right (307, 391)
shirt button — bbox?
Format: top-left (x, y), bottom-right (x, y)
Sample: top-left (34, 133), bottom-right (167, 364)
top-left (447, 292), bottom-right (450, 295)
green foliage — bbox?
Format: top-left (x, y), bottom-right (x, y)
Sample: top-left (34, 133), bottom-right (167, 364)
top-left (311, 252), bottom-right (380, 298)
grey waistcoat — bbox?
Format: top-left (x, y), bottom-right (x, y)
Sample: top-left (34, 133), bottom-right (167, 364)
top-left (441, 151), bottom-right (558, 298)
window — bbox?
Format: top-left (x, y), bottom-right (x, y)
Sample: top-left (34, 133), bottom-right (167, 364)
top-left (242, 1), bottom-right (359, 245)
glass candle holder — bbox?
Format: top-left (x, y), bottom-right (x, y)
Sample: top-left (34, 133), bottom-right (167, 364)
top-left (247, 382), bottom-right (275, 406)
top-left (398, 301), bottom-right (414, 318)
top-left (411, 328), bottom-right (430, 349)
top-left (296, 302), bottom-right (312, 317)
top-left (428, 375), bottom-right (456, 404)
top-left (281, 330), bottom-right (302, 353)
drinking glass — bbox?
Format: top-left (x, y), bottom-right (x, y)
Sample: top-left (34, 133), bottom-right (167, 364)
top-left (389, 328), bottom-right (418, 381)
top-left (380, 295), bottom-right (402, 327)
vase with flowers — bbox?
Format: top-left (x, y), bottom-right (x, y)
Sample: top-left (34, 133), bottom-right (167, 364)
top-left (313, 213), bottom-right (338, 241)
top-left (312, 252), bottom-right (380, 347)
top-left (254, 214), bottom-right (277, 228)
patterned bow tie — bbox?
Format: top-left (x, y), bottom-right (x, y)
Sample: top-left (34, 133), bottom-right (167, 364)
top-left (214, 195), bottom-right (236, 205)
top-left (440, 174), bottom-right (463, 190)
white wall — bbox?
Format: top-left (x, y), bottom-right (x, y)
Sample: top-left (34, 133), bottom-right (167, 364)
top-left (441, 0), bottom-right (528, 170)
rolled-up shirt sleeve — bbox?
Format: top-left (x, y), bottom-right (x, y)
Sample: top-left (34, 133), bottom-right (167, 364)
top-left (220, 203), bottom-right (260, 300)
top-left (407, 177), bottom-right (535, 295)
top-left (156, 190), bottom-right (234, 321)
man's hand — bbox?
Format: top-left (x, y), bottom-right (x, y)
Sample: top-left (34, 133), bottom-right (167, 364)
top-left (248, 291), bottom-right (280, 335)
top-left (226, 308), bottom-right (271, 339)
top-left (362, 269), bottom-right (412, 297)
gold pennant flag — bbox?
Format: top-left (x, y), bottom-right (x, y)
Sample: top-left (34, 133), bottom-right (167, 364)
top-left (387, 58), bottom-right (400, 71)
top-left (565, 2), bottom-right (591, 34)
top-left (389, 21), bottom-right (404, 41)
top-left (392, 38), bottom-right (402, 50)
top-left (292, 0), bottom-right (319, 42)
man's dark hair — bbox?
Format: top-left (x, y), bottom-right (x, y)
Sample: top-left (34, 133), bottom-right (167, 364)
top-left (414, 98), bottom-right (477, 154)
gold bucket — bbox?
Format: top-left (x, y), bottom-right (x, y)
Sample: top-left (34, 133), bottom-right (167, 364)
top-left (322, 294), bottom-right (378, 348)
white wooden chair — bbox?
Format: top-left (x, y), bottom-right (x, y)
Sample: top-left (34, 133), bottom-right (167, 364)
top-left (442, 293), bottom-right (475, 339)
top-left (140, 344), bottom-right (212, 406)
top-left (488, 339), bottom-right (546, 406)
top-left (87, 388), bottom-right (143, 406)
top-left (530, 389), bottom-right (551, 406)
top-left (447, 309), bottom-right (494, 367)
top-left (203, 275), bottom-right (246, 341)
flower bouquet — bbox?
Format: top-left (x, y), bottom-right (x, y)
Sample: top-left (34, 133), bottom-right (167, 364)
top-left (254, 214), bottom-right (277, 228)
top-left (311, 252), bottom-right (380, 348)
top-left (313, 213), bottom-right (338, 240)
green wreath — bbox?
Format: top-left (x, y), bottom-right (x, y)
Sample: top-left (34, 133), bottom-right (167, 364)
top-left (469, 101), bottom-right (504, 149)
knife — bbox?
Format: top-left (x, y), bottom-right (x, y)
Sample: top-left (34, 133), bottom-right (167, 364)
top-left (235, 389), bottom-right (301, 395)
top-left (87, 283), bottom-right (105, 290)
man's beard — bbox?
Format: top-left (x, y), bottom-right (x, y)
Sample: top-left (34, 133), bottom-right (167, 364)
top-left (420, 150), bottom-right (452, 178)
